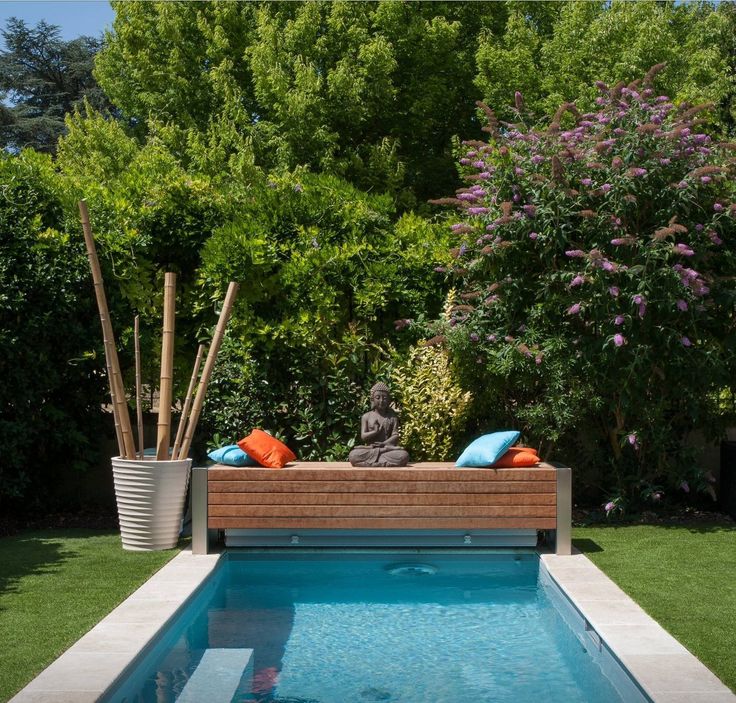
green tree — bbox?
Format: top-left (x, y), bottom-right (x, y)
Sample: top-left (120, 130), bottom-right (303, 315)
top-left (95, 1), bottom-right (506, 205)
top-left (476, 2), bottom-right (735, 129)
top-left (55, 105), bottom-right (231, 401)
top-left (97, 1), bottom-right (733, 209)
top-left (0, 19), bottom-right (110, 152)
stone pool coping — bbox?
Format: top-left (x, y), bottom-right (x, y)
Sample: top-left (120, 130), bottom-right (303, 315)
top-left (9, 547), bottom-right (735, 703)
top-left (9, 549), bottom-right (222, 703)
top-left (541, 552), bottom-right (736, 703)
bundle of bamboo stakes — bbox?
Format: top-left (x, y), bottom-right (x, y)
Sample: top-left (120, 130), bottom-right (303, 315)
top-left (79, 200), bottom-right (239, 461)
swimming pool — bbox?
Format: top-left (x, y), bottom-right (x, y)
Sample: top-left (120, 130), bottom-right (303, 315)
top-left (103, 551), bottom-right (649, 703)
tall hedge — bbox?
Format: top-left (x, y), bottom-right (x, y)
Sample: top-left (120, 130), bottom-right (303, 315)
top-left (0, 151), bottom-right (107, 510)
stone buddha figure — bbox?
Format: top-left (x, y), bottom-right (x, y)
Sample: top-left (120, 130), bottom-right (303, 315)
top-left (348, 382), bottom-right (410, 467)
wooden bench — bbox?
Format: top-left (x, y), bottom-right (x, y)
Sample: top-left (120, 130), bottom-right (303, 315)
top-left (191, 461), bottom-right (571, 555)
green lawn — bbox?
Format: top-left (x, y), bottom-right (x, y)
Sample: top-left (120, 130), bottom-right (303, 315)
top-left (0, 530), bottom-right (179, 703)
top-left (574, 523), bottom-right (736, 693)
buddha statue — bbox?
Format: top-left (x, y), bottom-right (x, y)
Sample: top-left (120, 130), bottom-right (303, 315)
top-left (348, 382), bottom-right (410, 467)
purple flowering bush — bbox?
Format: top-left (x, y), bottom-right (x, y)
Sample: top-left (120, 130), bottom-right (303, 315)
top-left (432, 65), bottom-right (736, 504)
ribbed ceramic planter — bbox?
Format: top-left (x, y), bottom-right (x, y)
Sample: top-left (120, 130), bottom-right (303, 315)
top-left (111, 456), bottom-right (192, 551)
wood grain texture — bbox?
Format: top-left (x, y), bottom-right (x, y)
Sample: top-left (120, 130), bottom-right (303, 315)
top-left (208, 492), bottom-right (556, 506)
top-left (209, 505), bottom-right (556, 518)
top-left (206, 461), bottom-right (559, 532)
top-left (209, 517), bottom-right (558, 529)
top-left (208, 480), bottom-right (556, 494)
top-left (207, 465), bottom-right (556, 482)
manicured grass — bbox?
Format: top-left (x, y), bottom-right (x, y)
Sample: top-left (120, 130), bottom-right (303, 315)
top-left (574, 523), bottom-right (736, 693)
top-left (0, 529), bottom-right (179, 702)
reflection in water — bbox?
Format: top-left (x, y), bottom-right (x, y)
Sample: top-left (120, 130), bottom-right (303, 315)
top-left (109, 554), bottom-right (630, 703)
top-left (208, 603), bottom-right (296, 701)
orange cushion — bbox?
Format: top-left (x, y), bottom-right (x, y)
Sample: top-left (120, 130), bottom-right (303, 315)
top-left (493, 446), bottom-right (540, 467)
top-left (237, 429), bottom-right (296, 469)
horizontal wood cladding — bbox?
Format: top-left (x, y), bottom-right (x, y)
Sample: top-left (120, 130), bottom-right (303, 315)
top-left (208, 466), bottom-right (556, 483)
top-left (209, 480), bottom-right (556, 495)
top-left (209, 517), bottom-right (558, 530)
top-left (207, 462), bottom-right (558, 531)
top-left (209, 491), bottom-right (556, 506)
top-left (209, 504), bottom-right (556, 518)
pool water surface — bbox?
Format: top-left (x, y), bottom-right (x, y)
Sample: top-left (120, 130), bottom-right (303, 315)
top-left (105, 552), bottom-right (646, 703)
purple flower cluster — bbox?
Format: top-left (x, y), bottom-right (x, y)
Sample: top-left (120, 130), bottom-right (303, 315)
top-left (438, 69), bottom-right (735, 496)
top-left (570, 275), bottom-right (585, 287)
top-left (674, 243), bottom-right (695, 257)
top-left (632, 294), bottom-right (647, 318)
top-left (673, 265), bottom-right (709, 297)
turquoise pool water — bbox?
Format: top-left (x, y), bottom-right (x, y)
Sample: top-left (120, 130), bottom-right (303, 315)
top-left (105, 552), bottom-right (647, 703)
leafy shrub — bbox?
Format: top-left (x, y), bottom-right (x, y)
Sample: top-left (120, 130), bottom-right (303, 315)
top-left (196, 172), bottom-right (450, 459)
top-left (0, 151), bottom-right (108, 510)
top-left (56, 107), bottom-right (232, 401)
top-left (432, 66), bottom-right (736, 504)
top-left (391, 344), bottom-right (472, 461)
top-left (53, 113), bottom-right (453, 471)
top-left (200, 332), bottom-right (391, 462)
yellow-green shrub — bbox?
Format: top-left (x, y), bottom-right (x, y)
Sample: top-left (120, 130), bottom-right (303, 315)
top-left (391, 346), bottom-right (472, 461)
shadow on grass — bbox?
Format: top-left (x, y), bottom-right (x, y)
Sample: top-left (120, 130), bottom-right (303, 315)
top-left (572, 538), bottom-right (603, 553)
top-left (577, 521), bottom-right (735, 535)
top-left (573, 522), bottom-right (736, 555)
top-left (0, 529), bottom-right (116, 610)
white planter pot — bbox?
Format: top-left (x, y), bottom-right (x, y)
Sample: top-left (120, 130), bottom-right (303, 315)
top-left (111, 456), bottom-right (192, 551)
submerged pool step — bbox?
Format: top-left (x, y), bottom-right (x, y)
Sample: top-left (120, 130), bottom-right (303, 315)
top-left (177, 648), bottom-right (253, 703)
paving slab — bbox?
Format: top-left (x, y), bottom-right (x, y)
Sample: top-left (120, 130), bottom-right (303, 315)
top-left (9, 549), bottom-right (221, 703)
top-left (541, 551), bottom-right (736, 703)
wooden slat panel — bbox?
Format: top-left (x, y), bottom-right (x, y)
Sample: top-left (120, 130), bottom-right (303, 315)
top-left (207, 467), bottom-right (555, 482)
top-left (209, 517), bottom-right (557, 529)
top-left (208, 480), bottom-right (556, 495)
top-left (206, 461), bottom-right (561, 534)
top-left (209, 492), bottom-right (557, 506)
top-left (209, 505), bottom-right (556, 518)
top-left (243, 460), bottom-right (552, 470)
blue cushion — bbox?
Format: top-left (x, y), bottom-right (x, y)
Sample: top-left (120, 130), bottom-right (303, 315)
top-left (455, 431), bottom-right (521, 467)
top-left (207, 444), bottom-right (258, 467)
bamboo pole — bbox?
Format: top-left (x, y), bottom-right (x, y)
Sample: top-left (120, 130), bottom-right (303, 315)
top-left (110, 372), bottom-right (129, 459)
top-left (171, 343), bottom-right (205, 460)
top-left (156, 272), bottom-right (177, 460)
top-left (177, 282), bottom-right (239, 459)
top-left (108, 354), bottom-right (124, 458)
top-left (105, 325), bottom-right (123, 459)
top-left (79, 200), bottom-right (136, 459)
top-left (134, 315), bottom-right (144, 460)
